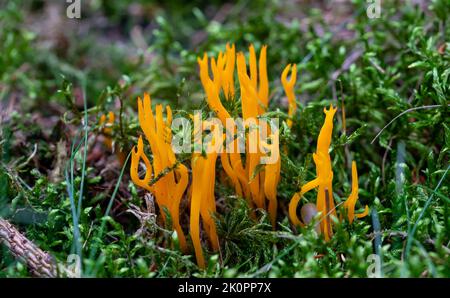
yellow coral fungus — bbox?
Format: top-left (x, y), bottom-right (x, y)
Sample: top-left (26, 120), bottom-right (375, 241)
top-left (197, 44), bottom-right (292, 228)
top-left (288, 105), bottom-right (369, 241)
top-left (281, 64), bottom-right (298, 128)
top-left (190, 124), bottom-right (222, 269)
top-left (236, 51), bottom-right (266, 210)
top-left (262, 131), bottom-right (281, 227)
top-left (130, 93), bottom-right (188, 252)
top-left (343, 161), bottom-right (370, 224)
top-left (198, 48), bottom-right (250, 206)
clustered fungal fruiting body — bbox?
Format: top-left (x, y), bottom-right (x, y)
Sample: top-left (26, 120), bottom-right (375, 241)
top-left (129, 44), bottom-right (369, 269)
top-left (130, 94), bottom-right (189, 252)
top-left (281, 63), bottom-right (298, 129)
top-left (198, 44), bottom-right (292, 228)
top-left (189, 122), bottom-right (221, 268)
top-left (288, 105), bottom-right (369, 241)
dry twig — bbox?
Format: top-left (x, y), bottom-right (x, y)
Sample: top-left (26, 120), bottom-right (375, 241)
top-left (0, 218), bottom-right (57, 277)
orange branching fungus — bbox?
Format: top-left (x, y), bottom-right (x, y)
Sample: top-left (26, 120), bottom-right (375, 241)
top-left (343, 161), bottom-right (370, 224)
top-left (288, 105), bottom-right (369, 241)
top-left (281, 64), bottom-right (297, 128)
top-left (198, 45), bottom-right (250, 207)
top-left (236, 49), bottom-right (266, 212)
top-left (261, 131), bottom-right (281, 227)
top-left (130, 93), bottom-right (188, 252)
top-left (197, 44), bottom-right (292, 228)
top-left (190, 123), bottom-right (222, 269)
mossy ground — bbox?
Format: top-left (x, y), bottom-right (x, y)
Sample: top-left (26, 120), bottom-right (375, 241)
top-left (0, 0), bottom-right (449, 277)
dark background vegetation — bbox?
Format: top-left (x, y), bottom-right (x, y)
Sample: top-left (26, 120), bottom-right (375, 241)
top-left (0, 0), bottom-right (449, 277)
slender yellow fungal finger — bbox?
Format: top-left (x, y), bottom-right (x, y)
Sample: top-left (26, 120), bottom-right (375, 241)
top-left (344, 161), bottom-right (360, 224)
top-left (130, 137), bottom-right (153, 192)
top-left (356, 205), bottom-right (370, 218)
top-left (172, 164), bottom-right (189, 253)
top-left (317, 105), bottom-right (336, 156)
top-left (265, 161), bottom-right (279, 228)
top-left (258, 45), bottom-right (269, 109)
top-left (206, 152), bottom-right (219, 251)
top-left (165, 105), bottom-right (172, 128)
top-left (282, 63), bottom-right (297, 128)
top-left (299, 178), bottom-right (320, 197)
top-left (224, 43), bottom-right (235, 99)
top-left (288, 192), bottom-right (305, 227)
top-left (190, 156), bottom-right (206, 269)
top-left (211, 57), bottom-right (222, 91)
top-left (249, 44), bottom-right (258, 90)
top-left (203, 77), bottom-right (231, 124)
